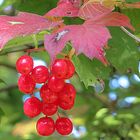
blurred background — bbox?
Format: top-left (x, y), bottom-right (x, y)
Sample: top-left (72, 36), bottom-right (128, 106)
top-left (0, 0), bottom-right (140, 140)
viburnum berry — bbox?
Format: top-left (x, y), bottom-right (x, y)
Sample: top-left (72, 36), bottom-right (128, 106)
top-left (16, 55), bottom-right (76, 137)
top-left (48, 76), bottom-right (65, 92)
top-left (36, 117), bottom-right (55, 136)
top-left (51, 59), bottom-right (75, 79)
top-left (65, 59), bottom-right (75, 79)
top-left (42, 102), bottom-right (58, 116)
top-left (16, 55), bottom-right (33, 75)
top-left (59, 99), bottom-right (74, 110)
top-left (23, 97), bottom-right (42, 118)
top-left (51, 59), bottom-right (68, 79)
top-left (18, 74), bottom-right (35, 93)
top-left (31, 65), bottom-right (49, 83)
top-left (58, 83), bottom-right (76, 102)
top-left (56, 117), bottom-right (73, 135)
top-left (40, 84), bottom-right (58, 104)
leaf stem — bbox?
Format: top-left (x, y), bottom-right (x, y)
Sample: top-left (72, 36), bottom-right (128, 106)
top-left (32, 34), bottom-right (38, 49)
top-left (121, 27), bottom-right (140, 43)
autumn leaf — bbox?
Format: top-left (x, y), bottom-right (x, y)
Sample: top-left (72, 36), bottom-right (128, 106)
top-left (45, 9), bottom-right (134, 64)
top-left (45, 1), bottom-right (79, 17)
top-left (45, 21), bottom-right (111, 64)
top-left (58, 0), bottom-right (82, 7)
top-left (92, 12), bottom-right (134, 31)
top-left (0, 12), bottom-right (61, 50)
top-left (78, 1), bottom-right (112, 20)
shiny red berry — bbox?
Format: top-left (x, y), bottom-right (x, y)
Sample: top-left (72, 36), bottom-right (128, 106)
top-left (58, 83), bottom-right (76, 102)
top-left (51, 59), bottom-right (68, 79)
top-left (40, 84), bottom-right (58, 104)
top-left (36, 117), bottom-right (55, 136)
top-left (16, 55), bottom-right (33, 75)
top-left (48, 76), bottom-right (65, 92)
top-left (42, 102), bottom-right (58, 116)
top-left (59, 99), bottom-right (74, 110)
top-left (56, 117), bottom-right (73, 135)
top-left (31, 65), bottom-right (49, 83)
top-left (65, 59), bottom-right (75, 79)
top-left (23, 97), bottom-right (42, 118)
top-left (18, 74), bottom-right (35, 93)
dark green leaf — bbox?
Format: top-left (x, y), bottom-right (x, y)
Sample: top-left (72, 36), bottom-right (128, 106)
top-left (73, 55), bottom-right (110, 88)
top-left (107, 27), bottom-right (139, 74)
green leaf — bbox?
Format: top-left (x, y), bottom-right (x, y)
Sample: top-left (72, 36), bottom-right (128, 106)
top-left (126, 0), bottom-right (140, 2)
top-left (121, 9), bottom-right (140, 34)
top-left (107, 27), bottom-right (139, 74)
top-left (0, 31), bottom-right (47, 56)
top-left (15, 0), bottom-right (57, 15)
top-left (103, 116), bottom-right (121, 126)
top-left (95, 108), bottom-right (108, 119)
top-left (72, 55), bottom-right (110, 88)
top-left (5, 32), bottom-right (45, 49)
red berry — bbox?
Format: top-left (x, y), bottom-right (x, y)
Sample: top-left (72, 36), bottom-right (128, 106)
top-left (65, 59), bottom-right (75, 79)
top-left (58, 83), bottom-right (76, 102)
top-left (56, 117), bottom-right (73, 135)
top-left (42, 102), bottom-right (58, 116)
top-left (23, 97), bottom-right (42, 118)
top-left (40, 84), bottom-right (58, 104)
top-left (16, 55), bottom-right (33, 75)
top-left (51, 59), bottom-right (68, 79)
top-left (18, 74), bottom-right (35, 93)
top-left (36, 117), bottom-right (55, 136)
top-left (48, 76), bottom-right (65, 92)
top-left (31, 65), bottom-right (49, 83)
top-left (59, 99), bottom-right (74, 110)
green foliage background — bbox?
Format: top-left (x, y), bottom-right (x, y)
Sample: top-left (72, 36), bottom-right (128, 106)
top-left (0, 0), bottom-right (140, 140)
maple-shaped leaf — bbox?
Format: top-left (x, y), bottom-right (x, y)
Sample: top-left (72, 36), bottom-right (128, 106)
top-left (45, 9), bottom-right (134, 64)
top-left (45, 1), bottom-right (79, 17)
top-left (58, 0), bottom-right (82, 7)
top-left (92, 12), bottom-right (135, 31)
top-left (45, 21), bottom-right (111, 64)
top-left (0, 12), bottom-right (61, 50)
top-left (78, 1), bottom-right (112, 20)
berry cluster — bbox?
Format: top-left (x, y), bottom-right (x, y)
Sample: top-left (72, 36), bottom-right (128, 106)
top-left (16, 55), bottom-right (76, 136)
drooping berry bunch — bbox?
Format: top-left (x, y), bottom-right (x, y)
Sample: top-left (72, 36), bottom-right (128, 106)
top-left (16, 55), bottom-right (76, 136)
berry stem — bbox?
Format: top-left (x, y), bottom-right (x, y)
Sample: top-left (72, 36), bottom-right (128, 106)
top-left (57, 111), bottom-right (61, 119)
top-left (32, 34), bottom-right (38, 49)
top-left (26, 47), bottom-right (45, 54)
top-left (67, 48), bottom-right (75, 60)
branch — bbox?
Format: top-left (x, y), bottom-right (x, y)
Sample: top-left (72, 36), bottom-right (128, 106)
top-left (0, 43), bottom-right (44, 56)
top-left (0, 84), bottom-right (18, 93)
top-left (121, 27), bottom-right (140, 43)
top-left (93, 93), bottom-right (111, 107)
top-left (0, 63), bottom-right (16, 70)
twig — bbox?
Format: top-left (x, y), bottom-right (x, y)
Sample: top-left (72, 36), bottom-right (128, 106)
top-left (0, 85), bottom-right (18, 93)
top-left (93, 93), bottom-right (111, 107)
top-left (0, 43), bottom-right (44, 56)
top-left (121, 27), bottom-right (140, 43)
top-left (0, 63), bottom-right (16, 70)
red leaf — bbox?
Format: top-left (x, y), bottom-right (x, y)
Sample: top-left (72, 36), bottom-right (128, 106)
top-left (45, 22), bottom-right (111, 64)
top-left (0, 12), bottom-right (61, 50)
top-left (45, 1), bottom-right (79, 17)
top-left (58, 0), bottom-right (82, 7)
top-left (89, 12), bottom-right (135, 31)
top-left (78, 2), bottom-right (112, 20)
